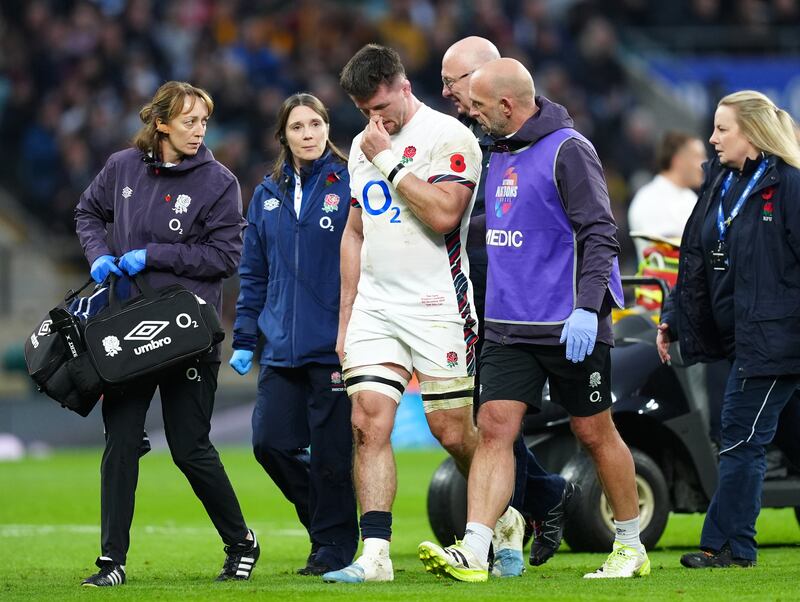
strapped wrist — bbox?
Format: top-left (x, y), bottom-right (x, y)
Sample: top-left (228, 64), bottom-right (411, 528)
top-left (371, 149), bottom-right (409, 187)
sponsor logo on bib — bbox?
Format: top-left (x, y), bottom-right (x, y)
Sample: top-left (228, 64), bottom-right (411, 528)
top-left (494, 167), bottom-right (518, 217)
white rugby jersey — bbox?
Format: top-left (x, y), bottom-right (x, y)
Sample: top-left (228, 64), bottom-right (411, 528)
top-left (348, 104), bottom-right (482, 319)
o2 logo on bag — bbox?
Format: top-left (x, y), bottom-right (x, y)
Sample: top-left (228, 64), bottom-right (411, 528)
top-left (176, 313), bottom-right (198, 329)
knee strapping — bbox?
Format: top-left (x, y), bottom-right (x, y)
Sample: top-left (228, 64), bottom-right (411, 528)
top-left (420, 376), bottom-right (474, 413)
top-left (344, 366), bottom-right (409, 403)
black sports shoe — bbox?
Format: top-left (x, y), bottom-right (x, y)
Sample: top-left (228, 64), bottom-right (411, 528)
top-left (297, 549), bottom-right (318, 575)
top-left (81, 557), bottom-right (126, 587)
top-left (216, 529), bottom-right (260, 581)
top-left (680, 544), bottom-right (755, 568)
top-left (529, 481), bottom-right (578, 566)
top-left (297, 555), bottom-right (335, 576)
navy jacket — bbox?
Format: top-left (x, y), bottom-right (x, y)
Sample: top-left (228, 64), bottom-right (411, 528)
top-left (662, 155), bottom-right (800, 377)
top-left (233, 152), bottom-right (350, 367)
top-left (75, 145), bottom-right (246, 316)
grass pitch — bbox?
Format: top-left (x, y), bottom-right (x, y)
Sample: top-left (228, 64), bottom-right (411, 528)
top-left (1, 447), bottom-right (799, 601)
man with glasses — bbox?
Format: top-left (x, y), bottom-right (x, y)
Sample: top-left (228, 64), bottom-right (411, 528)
top-left (439, 37), bottom-right (575, 571)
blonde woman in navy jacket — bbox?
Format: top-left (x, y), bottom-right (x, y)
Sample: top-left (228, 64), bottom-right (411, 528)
top-left (231, 93), bottom-right (357, 575)
top-left (659, 91), bottom-right (800, 568)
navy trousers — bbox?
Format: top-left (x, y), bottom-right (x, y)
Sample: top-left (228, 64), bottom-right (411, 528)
top-left (252, 364), bottom-right (358, 569)
top-left (513, 436), bottom-right (566, 518)
top-left (470, 257), bottom-right (565, 518)
top-left (700, 359), bottom-right (800, 560)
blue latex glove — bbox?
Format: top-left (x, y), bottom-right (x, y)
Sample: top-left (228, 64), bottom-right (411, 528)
top-left (230, 349), bottom-right (254, 375)
top-left (90, 254), bottom-right (123, 284)
top-left (119, 249), bottom-right (147, 276)
top-left (559, 308), bottom-right (598, 363)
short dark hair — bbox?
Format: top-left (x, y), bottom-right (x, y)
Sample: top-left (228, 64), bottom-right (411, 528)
top-left (656, 131), bottom-right (698, 172)
top-left (340, 44), bottom-right (406, 99)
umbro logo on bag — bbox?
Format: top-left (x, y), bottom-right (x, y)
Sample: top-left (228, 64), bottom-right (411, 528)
top-left (123, 321), bottom-right (172, 357)
top-left (132, 337), bottom-right (172, 356)
top-left (38, 320), bottom-right (52, 336)
top-left (124, 321), bottom-right (169, 341)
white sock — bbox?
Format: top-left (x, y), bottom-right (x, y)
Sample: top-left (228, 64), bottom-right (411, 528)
top-left (362, 537), bottom-right (390, 558)
top-left (614, 516), bottom-right (644, 551)
top-left (462, 522), bottom-right (493, 567)
top-left (493, 506), bottom-right (521, 551)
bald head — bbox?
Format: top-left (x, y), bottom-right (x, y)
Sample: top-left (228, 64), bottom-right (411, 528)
top-left (472, 58), bottom-right (535, 106)
top-left (441, 37), bottom-right (500, 115)
top-left (442, 37), bottom-right (500, 72)
top-left (469, 58), bottom-right (538, 136)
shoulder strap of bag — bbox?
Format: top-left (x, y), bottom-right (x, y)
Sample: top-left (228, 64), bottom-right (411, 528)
top-left (132, 273), bottom-right (158, 298)
top-left (65, 277), bottom-right (96, 305)
top-left (106, 272), bottom-right (159, 313)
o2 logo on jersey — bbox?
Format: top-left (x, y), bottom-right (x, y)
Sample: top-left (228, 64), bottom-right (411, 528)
top-left (362, 180), bottom-right (401, 223)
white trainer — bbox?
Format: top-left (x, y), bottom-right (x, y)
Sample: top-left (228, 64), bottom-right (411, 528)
top-left (583, 542), bottom-right (651, 579)
top-left (322, 554), bottom-right (394, 583)
top-left (491, 506), bottom-right (525, 577)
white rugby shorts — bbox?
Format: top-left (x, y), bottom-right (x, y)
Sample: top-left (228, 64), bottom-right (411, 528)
top-left (342, 307), bottom-right (476, 379)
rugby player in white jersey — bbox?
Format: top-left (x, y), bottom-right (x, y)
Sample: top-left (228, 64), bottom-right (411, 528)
top-left (322, 44), bottom-right (524, 584)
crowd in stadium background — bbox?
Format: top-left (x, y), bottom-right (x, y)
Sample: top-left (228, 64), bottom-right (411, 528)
top-left (3, 0), bottom-right (799, 275)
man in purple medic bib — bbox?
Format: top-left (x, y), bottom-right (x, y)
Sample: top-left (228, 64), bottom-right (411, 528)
top-left (418, 59), bottom-right (649, 581)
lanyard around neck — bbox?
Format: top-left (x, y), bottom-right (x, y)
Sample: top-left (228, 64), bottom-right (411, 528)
top-left (716, 158), bottom-right (767, 241)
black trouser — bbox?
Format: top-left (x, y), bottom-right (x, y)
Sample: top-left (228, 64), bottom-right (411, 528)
top-left (100, 359), bottom-right (248, 564)
top-left (252, 364), bottom-right (358, 569)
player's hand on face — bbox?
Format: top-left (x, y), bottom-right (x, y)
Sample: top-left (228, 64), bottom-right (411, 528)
top-left (360, 116), bottom-right (391, 161)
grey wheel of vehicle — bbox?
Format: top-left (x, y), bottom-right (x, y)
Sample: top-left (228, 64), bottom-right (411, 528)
top-left (562, 448), bottom-right (670, 552)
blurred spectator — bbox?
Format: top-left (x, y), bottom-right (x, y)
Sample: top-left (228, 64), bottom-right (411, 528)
top-left (772, 0), bottom-right (800, 24)
top-left (628, 131), bottom-right (707, 260)
top-left (611, 107), bottom-right (657, 184)
top-left (687, 0), bottom-right (723, 26)
top-left (20, 95), bottom-right (63, 222)
top-left (376, 0), bottom-right (430, 73)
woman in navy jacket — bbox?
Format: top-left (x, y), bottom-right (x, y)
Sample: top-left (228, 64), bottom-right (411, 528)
top-left (658, 90), bottom-right (800, 568)
top-left (230, 93), bottom-right (357, 574)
